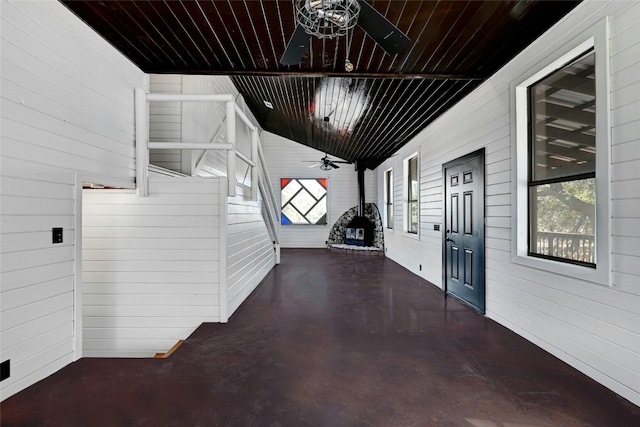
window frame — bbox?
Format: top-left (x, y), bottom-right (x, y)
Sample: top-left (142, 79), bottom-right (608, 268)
top-left (527, 50), bottom-right (596, 268)
top-left (510, 18), bottom-right (611, 285)
top-left (403, 153), bottom-right (419, 237)
top-left (384, 168), bottom-right (393, 230)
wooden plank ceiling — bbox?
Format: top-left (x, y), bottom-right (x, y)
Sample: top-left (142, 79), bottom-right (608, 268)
top-left (61, 0), bottom-right (581, 169)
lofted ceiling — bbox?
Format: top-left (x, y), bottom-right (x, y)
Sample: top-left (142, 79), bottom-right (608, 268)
top-left (61, 0), bottom-right (581, 169)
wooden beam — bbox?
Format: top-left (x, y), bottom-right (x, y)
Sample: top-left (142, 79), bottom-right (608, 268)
top-left (535, 124), bottom-right (595, 147)
top-left (153, 70), bottom-right (485, 80)
top-left (148, 142), bottom-right (233, 150)
top-left (534, 141), bottom-right (595, 163)
top-left (538, 102), bottom-right (595, 126)
top-left (146, 93), bottom-right (234, 102)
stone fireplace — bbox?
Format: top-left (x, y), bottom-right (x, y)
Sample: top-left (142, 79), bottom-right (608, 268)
top-left (327, 161), bottom-right (384, 252)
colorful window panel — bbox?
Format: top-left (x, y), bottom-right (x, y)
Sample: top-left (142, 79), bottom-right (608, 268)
top-left (281, 178), bottom-right (327, 225)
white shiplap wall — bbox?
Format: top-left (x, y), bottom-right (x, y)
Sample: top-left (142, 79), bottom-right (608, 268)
top-left (182, 75), bottom-right (239, 177)
top-left (373, 0), bottom-right (640, 405)
top-left (149, 75), bottom-right (182, 172)
top-left (262, 132), bottom-right (373, 248)
top-left (226, 186), bottom-right (277, 317)
top-left (82, 178), bottom-right (222, 357)
top-left (0, 0), bottom-right (145, 400)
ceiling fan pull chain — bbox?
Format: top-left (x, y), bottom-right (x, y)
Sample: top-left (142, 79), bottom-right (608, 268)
top-left (345, 19), bottom-right (354, 72)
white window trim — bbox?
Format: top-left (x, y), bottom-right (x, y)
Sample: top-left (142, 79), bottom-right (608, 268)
top-left (384, 167), bottom-right (394, 232)
top-left (510, 18), bottom-right (611, 286)
top-left (403, 152), bottom-right (419, 239)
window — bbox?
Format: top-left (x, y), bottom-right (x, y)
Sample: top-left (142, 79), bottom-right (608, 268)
top-left (281, 178), bottom-right (327, 225)
top-left (406, 155), bottom-right (419, 234)
top-left (512, 19), bottom-right (610, 285)
top-left (384, 169), bottom-right (393, 229)
top-left (528, 51), bottom-right (596, 266)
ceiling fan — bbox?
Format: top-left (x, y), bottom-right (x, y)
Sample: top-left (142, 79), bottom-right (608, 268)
top-left (303, 154), bottom-right (352, 170)
top-left (280, 0), bottom-right (411, 66)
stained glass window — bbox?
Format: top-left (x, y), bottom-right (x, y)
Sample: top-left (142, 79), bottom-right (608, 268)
top-left (281, 178), bottom-right (327, 225)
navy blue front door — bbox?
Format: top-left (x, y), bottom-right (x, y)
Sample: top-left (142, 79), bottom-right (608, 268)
top-left (443, 149), bottom-right (485, 313)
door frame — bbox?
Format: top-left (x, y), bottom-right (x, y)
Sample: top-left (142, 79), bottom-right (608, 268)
top-left (441, 148), bottom-right (486, 314)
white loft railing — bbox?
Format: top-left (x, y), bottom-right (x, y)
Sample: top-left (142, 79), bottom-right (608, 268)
top-left (257, 140), bottom-right (280, 263)
top-left (134, 88), bottom-right (280, 262)
top-left (135, 89), bottom-right (237, 196)
top-left (148, 164), bottom-right (189, 177)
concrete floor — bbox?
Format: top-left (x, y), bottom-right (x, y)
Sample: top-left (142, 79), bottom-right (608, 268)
top-left (1, 249), bottom-right (638, 426)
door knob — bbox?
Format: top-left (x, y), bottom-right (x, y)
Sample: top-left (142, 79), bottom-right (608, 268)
top-left (445, 237), bottom-right (454, 243)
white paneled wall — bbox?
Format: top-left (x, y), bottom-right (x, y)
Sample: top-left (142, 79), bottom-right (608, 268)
top-left (149, 75), bottom-right (182, 172)
top-left (262, 132), bottom-right (373, 248)
top-left (181, 75), bottom-right (238, 177)
top-left (0, 0), bottom-right (145, 400)
top-left (226, 187), bottom-right (277, 317)
top-left (82, 178), bottom-right (222, 357)
top-left (373, 0), bottom-right (640, 405)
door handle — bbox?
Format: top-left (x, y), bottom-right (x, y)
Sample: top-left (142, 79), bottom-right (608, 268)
top-left (445, 237), bottom-right (455, 243)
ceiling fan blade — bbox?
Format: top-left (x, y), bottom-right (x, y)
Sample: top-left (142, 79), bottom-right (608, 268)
top-left (280, 25), bottom-right (311, 65)
top-left (328, 162), bottom-right (340, 169)
top-left (356, 0), bottom-right (410, 55)
top-left (308, 163), bottom-right (321, 168)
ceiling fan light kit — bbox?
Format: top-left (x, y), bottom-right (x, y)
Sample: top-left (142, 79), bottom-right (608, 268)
top-left (344, 59), bottom-right (354, 72)
top-left (295, 0), bottom-right (361, 40)
top-left (281, 0), bottom-right (411, 66)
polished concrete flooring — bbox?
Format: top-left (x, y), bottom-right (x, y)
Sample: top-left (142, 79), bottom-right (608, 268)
top-left (2, 249), bottom-right (638, 426)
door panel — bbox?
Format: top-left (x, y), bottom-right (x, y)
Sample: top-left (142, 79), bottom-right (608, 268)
top-left (451, 245), bottom-right (459, 280)
top-left (443, 149), bottom-right (485, 313)
top-left (451, 194), bottom-right (458, 233)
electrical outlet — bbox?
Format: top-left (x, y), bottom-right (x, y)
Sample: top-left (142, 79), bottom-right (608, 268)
top-left (434, 224), bottom-right (440, 231)
top-left (0, 360), bottom-right (10, 382)
top-left (52, 227), bottom-right (63, 244)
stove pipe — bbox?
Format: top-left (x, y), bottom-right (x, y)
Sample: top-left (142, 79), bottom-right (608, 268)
top-left (356, 160), bottom-right (365, 217)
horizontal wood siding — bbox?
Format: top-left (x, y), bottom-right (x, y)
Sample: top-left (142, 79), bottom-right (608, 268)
top-left (0, 0), bottom-right (144, 401)
top-left (373, 0), bottom-right (639, 405)
top-left (262, 132), bottom-right (374, 248)
top-left (182, 75), bottom-right (232, 176)
top-left (149, 74), bottom-right (182, 172)
top-left (226, 188), bottom-right (277, 317)
top-left (82, 178), bottom-right (221, 357)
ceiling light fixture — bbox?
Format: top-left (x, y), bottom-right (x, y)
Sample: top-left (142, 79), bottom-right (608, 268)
top-left (345, 60), bottom-right (354, 72)
top-left (295, 0), bottom-right (360, 40)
